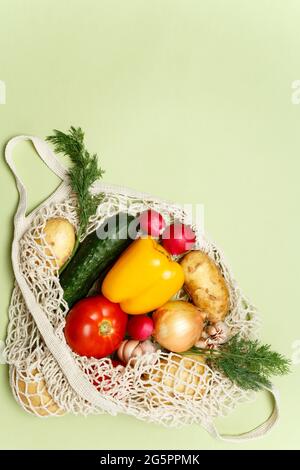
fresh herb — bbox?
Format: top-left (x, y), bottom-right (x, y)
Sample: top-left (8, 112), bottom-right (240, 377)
top-left (185, 335), bottom-right (290, 391)
top-left (47, 127), bottom-right (104, 271)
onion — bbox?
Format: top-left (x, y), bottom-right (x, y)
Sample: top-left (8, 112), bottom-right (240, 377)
top-left (138, 209), bottom-right (166, 238)
top-left (153, 301), bottom-right (204, 353)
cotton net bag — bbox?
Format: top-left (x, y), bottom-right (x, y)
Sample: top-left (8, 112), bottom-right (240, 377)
top-left (4, 135), bottom-right (280, 442)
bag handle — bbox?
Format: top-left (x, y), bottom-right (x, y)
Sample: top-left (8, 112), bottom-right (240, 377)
top-left (5, 135), bottom-right (68, 225)
top-left (5, 135), bottom-right (120, 415)
top-left (204, 386), bottom-right (280, 442)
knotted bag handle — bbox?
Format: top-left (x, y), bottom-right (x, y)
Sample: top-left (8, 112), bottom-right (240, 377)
top-left (204, 385), bottom-right (280, 442)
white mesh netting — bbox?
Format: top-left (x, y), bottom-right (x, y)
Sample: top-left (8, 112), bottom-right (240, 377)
top-left (5, 185), bottom-right (260, 427)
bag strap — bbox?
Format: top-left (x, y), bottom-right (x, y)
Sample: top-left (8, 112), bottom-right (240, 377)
top-left (204, 386), bottom-right (280, 443)
top-left (5, 135), bottom-right (120, 415)
top-left (5, 135), bottom-right (68, 226)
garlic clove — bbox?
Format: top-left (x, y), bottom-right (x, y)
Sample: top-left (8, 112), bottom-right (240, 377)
top-left (132, 346), bottom-right (144, 357)
top-left (207, 325), bottom-right (217, 336)
top-left (217, 321), bottom-right (229, 332)
top-left (217, 321), bottom-right (229, 334)
top-left (117, 340), bottom-right (127, 362)
top-left (125, 340), bottom-right (140, 362)
top-left (194, 339), bottom-right (208, 349)
top-left (141, 340), bottom-right (157, 354)
top-left (212, 321), bottom-right (230, 344)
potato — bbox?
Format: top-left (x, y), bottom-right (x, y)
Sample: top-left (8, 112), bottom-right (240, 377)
top-left (16, 369), bottom-right (64, 416)
top-left (143, 354), bottom-right (208, 405)
top-left (180, 250), bottom-right (230, 323)
top-left (42, 218), bottom-right (75, 268)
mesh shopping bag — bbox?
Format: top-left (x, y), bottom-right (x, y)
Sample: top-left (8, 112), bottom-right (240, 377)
top-left (4, 135), bottom-right (280, 441)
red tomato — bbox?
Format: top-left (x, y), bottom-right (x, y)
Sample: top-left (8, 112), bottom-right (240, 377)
top-left (162, 223), bottom-right (196, 255)
top-left (64, 296), bottom-right (128, 358)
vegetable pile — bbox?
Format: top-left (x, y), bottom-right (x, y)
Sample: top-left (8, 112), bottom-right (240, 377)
top-left (42, 127), bottom-right (290, 395)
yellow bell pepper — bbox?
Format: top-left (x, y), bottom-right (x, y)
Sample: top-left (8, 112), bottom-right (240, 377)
top-left (102, 237), bottom-right (184, 314)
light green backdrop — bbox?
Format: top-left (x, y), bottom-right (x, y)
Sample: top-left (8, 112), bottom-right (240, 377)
top-left (0, 0), bottom-right (299, 450)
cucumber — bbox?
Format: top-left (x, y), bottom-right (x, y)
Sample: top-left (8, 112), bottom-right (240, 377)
top-left (60, 213), bottom-right (135, 307)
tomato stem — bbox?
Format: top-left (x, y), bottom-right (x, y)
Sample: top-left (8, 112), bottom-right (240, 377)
top-left (99, 320), bottom-right (112, 336)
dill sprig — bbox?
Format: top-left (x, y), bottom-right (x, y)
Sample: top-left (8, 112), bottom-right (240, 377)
top-left (186, 335), bottom-right (290, 391)
top-left (46, 127), bottom-right (104, 270)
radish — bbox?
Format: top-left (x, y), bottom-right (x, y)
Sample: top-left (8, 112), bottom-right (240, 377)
top-left (138, 210), bottom-right (166, 238)
top-left (162, 223), bottom-right (196, 255)
top-left (127, 315), bottom-right (154, 341)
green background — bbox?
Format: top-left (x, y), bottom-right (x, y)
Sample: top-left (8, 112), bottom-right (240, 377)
top-left (0, 0), bottom-right (299, 450)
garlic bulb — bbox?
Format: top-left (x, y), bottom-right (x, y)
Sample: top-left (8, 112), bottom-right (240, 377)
top-left (206, 322), bottom-right (229, 344)
top-left (117, 339), bottom-right (157, 364)
top-left (195, 321), bottom-right (230, 349)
